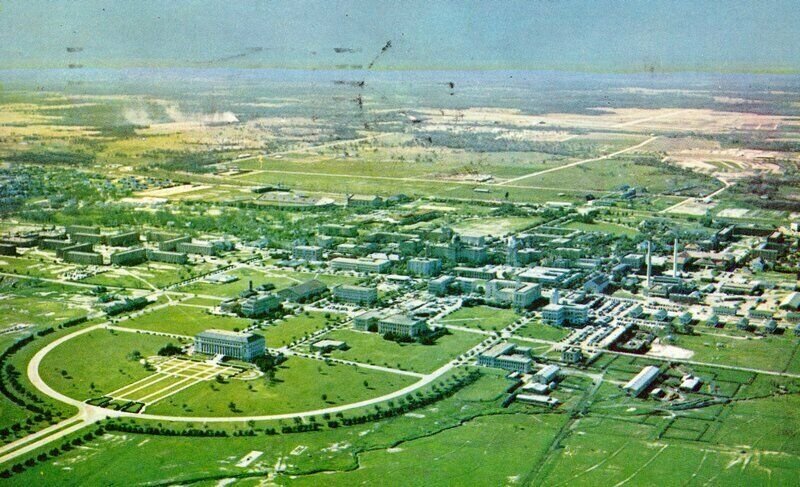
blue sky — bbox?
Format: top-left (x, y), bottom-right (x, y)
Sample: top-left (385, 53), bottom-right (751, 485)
top-left (0, 0), bottom-right (798, 72)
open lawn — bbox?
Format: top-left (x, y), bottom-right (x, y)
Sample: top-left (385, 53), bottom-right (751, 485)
top-left (322, 329), bottom-right (484, 374)
top-left (672, 332), bottom-right (799, 373)
top-left (118, 305), bottom-right (253, 337)
top-left (437, 305), bottom-right (520, 331)
top-left (145, 355), bottom-right (416, 417)
top-left (260, 311), bottom-right (343, 348)
top-left (40, 329), bottom-right (172, 401)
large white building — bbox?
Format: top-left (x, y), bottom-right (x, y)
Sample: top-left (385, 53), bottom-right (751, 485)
top-left (330, 257), bottom-right (391, 273)
top-left (194, 329), bottom-right (265, 361)
top-left (485, 279), bottom-right (541, 308)
top-left (478, 342), bottom-right (532, 373)
top-left (378, 314), bottom-right (427, 337)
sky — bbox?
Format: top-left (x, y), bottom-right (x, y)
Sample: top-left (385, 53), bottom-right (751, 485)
top-left (0, 0), bottom-right (798, 72)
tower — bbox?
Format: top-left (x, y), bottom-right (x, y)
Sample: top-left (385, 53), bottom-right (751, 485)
top-left (551, 288), bottom-right (560, 305)
top-left (646, 241), bottom-right (652, 289)
top-left (673, 237), bottom-right (679, 277)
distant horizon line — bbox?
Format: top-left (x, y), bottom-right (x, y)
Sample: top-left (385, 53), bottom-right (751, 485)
top-left (1, 65), bottom-right (799, 76)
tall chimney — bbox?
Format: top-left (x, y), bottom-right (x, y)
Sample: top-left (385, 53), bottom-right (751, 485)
top-left (646, 241), bottom-right (652, 289)
top-left (673, 237), bottom-right (679, 277)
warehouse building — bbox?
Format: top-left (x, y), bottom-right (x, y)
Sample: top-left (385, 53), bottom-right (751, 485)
top-left (623, 365), bottom-right (660, 397)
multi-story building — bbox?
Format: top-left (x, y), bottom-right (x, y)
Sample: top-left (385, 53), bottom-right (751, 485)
top-left (407, 258), bottom-right (442, 277)
top-left (293, 244), bottom-right (323, 261)
top-left (353, 310), bottom-right (382, 331)
top-left (240, 293), bottom-right (281, 318)
top-left (176, 240), bottom-right (219, 256)
top-left (332, 285), bottom-right (378, 305)
top-left (330, 257), bottom-right (390, 273)
top-left (194, 329), bottom-right (265, 361)
top-left (478, 342), bottom-right (532, 373)
top-left (106, 231), bottom-right (140, 247)
top-left (159, 235), bottom-right (191, 251)
top-left (485, 279), bottom-right (541, 308)
top-left (110, 247), bottom-right (147, 266)
top-left (428, 275), bottom-right (454, 296)
top-left (64, 251), bottom-right (104, 266)
top-left (378, 314), bottom-right (427, 337)
top-left (146, 249), bottom-right (188, 264)
top-left (541, 303), bottom-right (589, 326)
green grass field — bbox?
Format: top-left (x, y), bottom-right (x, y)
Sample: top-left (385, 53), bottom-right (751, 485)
top-left (437, 305), bottom-right (521, 331)
top-left (118, 304), bottom-right (253, 336)
top-left (145, 355), bottom-right (416, 417)
top-left (322, 329), bottom-right (485, 373)
top-left (260, 311), bottom-right (342, 348)
top-left (39, 329), bottom-right (171, 401)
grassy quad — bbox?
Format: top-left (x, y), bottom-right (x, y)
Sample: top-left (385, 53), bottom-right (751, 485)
top-left (437, 305), bottom-right (521, 331)
top-left (320, 329), bottom-right (485, 374)
top-left (118, 304), bottom-right (254, 337)
top-left (259, 311), bottom-right (343, 348)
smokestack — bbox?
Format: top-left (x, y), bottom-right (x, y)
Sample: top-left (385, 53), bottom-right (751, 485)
top-left (646, 241), bottom-right (652, 289)
top-left (249, 280), bottom-right (253, 292)
top-left (673, 237), bottom-right (678, 277)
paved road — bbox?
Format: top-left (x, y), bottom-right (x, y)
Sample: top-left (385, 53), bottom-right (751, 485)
top-left (497, 136), bottom-right (660, 186)
top-left (660, 179), bottom-right (733, 214)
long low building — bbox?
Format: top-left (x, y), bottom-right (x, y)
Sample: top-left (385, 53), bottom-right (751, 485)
top-left (623, 365), bottom-right (660, 397)
top-left (332, 284), bottom-right (378, 305)
top-left (330, 257), bottom-right (391, 273)
top-left (194, 329), bottom-right (265, 361)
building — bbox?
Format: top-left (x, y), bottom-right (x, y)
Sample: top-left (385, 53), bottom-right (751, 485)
top-left (485, 279), bottom-right (541, 308)
top-left (56, 242), bottom-right (93, 259)
top-left (293, 244), bottom-right (323, 261)
top-left (407, 258), bottom-right (442, 277)
top-left (106, 231), bottom-right (140, 247)
top-left (534, 364), bottom-right (560, 384)
top-left (623, 365), bottom-right (660, 397)
top-left (347, 194), bottom-right (383, 207)
top-left (353, 310), bottom-right (382, 331)
top-left (278, 279), bottom-right (327, 302)
top-left (330, 257), bottom-right (391, 273)
top-left (780, 292), bottom-right (800, 310)
top-left (309, 339), bottom-right (347, 353)
top-left (110, 247), bottom-right (147, 266)
top-left (240, 293), bottom-right (281, 318)
top-left (377, 314), bottom-right (427, 337)
top-left (583, 273), bottom-right (610, 294)
top-left (176, 240), bottom-right (218, 256)
top-left (516, 393), bottom-right (559, 407)
top-left (146, 249), bottom-right (188, 264)
top-left (194, 329), bottom-right (265, 361)
top-left (561, 347), bottom-right (584, 364)
top-left (64, 251), bottom-right (103, 266)
top-left (518, 266), bottom-right (580, 288)
top-left (428, 275), bottom-right (454, 296)
top-left (541, 303), bottom-right (589, 326)
top-left (477, 342), bottom-right (532, 373)
top-left (332, 285), bottom-right (378, 305)
top-left (159, 235), bottom-right (191, 251)
top-left (0, 244), bottom-right (16, 256)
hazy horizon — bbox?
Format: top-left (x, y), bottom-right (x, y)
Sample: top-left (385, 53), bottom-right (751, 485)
top-left (1, 0), bottom-right (799, 73)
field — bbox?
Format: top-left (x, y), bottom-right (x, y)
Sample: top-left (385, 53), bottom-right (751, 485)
top-left (259, 311), bottom-right (342, 348)
top-left (39, 329), bottom-right (172, 401)
top-left (437, 305), bottom-right (521, 331)
top-left (118, 304), bottom-right (253, 337)
top-left (322, 329), bottom-right (484, 374)
top-left (145, 355), bottom-right (416, 417)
